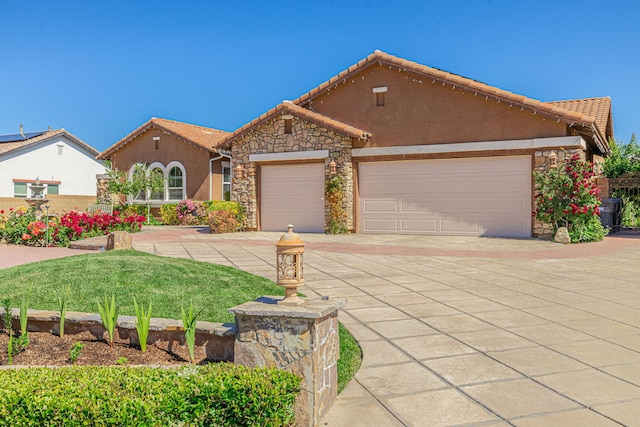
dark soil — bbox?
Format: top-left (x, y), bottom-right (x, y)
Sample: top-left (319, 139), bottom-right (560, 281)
top-left (0, 330), bottom-right (203, 366)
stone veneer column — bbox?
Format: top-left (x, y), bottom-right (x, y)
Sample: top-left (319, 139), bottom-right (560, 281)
top-left (96, 174), bottom-right (113, 205)
top-left (229, 296), bottom-right (346, 427)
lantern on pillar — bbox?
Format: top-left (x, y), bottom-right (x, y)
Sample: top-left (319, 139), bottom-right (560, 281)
top-left (276, 224), bottom-right (305, 305)
top-left (548, 152), bottom-right (558, 168)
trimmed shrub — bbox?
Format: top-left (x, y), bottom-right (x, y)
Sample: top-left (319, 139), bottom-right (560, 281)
top-left (204, 201), bottom-right (246, 229)
top-left (176, 200), bottom-right (207, 225)
top-left (159, 203), bottom-right (178, 225)
top-left (209, 210), bottom-right (239, 233)
top-left (0, 364), bottom-right (300, 426)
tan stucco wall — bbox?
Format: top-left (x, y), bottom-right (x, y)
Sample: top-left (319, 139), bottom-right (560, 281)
top-left (0, 195), bottom-right (96, 214)
top-left (107, 128), bottom-right (224, 200)
top-left (308, 64), bottom-right (568, 149)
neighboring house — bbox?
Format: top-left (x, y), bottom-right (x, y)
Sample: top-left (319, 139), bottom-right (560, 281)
top-left (97, 118), bottom-right (231, 205)
top-left (0, 127), bottom-right (105, 199)
top-left (219, 50), bottom-right (613, 237)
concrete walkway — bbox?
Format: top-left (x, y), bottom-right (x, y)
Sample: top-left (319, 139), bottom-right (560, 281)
top-left (2, 228), bottom-right (640, 426)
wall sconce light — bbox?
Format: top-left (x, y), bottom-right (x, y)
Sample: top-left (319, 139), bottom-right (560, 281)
top-left (235, 164), bottom-right (247, 179)
top-left (594, 162), bottom-right (602, 175)
top-left (329, 160), bottom-right (337, 175)
top-left (548, 152), bottom-right (557, 168)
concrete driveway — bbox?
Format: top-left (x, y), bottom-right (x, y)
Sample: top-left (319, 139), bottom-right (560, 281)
top-left (3, 228), bottom-right (640, 426)
top-left (130, 228), bottom-right (640, 427)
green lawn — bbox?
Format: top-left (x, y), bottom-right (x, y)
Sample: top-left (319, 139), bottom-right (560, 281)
top-left (0, 249), bottom-right (281, 324)
top-left (0, 249), bottom-right (361, 391)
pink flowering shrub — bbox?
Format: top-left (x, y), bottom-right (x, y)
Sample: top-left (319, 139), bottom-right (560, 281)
top-left (0, 207), bottom-right (145, 247)
top-left (533, 153), bottom-right (607, 242)
top-left (176, 200), bottom-right (207, 225)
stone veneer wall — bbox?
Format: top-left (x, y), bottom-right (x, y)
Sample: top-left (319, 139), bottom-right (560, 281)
top-left (533, 148), bottom-right (585, 236)
top-left (230, 297), bottom-right (345, 427)
top-left (231, 115), bottom-right (354, 231)
top-left (96, 174), bottom-right (113, 205)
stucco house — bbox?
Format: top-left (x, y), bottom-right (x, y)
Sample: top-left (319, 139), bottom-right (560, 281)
top-left (97, 118), bottom-right (231, 204)
top-left (219, 50), bottom-right (613, 237)
top-left (0, 127), bottom-right (105, 211)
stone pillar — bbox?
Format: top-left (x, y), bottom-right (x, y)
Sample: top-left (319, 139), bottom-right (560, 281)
top-left (596, 177), bottom-right (611, 198)
top-left (96, 174), bottom-right (113, 205)
top-left (229, 296), bottom-right (346, 427)
top-left (107, 231), bottom-right (132, 250)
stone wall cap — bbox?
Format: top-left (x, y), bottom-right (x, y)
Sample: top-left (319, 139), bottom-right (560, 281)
top-left (228, 296), bottom-right (346, 318)
top-left (4, 308), bottom-right (236, 337)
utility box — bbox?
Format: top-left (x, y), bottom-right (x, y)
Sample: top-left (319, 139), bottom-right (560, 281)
top-left (599, 198), bottom-right (622, 232)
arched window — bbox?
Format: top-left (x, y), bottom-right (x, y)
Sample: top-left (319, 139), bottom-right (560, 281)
top-left (149, 167), bottom-right (165, 200)
top-left (168, 165), bottom-right (184, 200)
top-left (128, 164), bottom-right (147, 202)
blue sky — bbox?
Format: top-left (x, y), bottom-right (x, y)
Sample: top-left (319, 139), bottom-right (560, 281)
top-left (1, 0), bottom-right (637, 153)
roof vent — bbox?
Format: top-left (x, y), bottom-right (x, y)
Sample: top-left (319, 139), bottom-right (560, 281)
top-left (19, 124), bottom-right (24, 138)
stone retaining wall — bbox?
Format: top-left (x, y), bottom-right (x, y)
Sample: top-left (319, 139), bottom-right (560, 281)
top-left (3, 297), bottom-right (344, 427)
top-left (4, 308), bottom-right (236, 362)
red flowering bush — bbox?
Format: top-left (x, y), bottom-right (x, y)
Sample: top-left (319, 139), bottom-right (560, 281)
top-left (533, 153), bottom-right (607, 242)
top-left (0, 207), bottom-right (145, 247)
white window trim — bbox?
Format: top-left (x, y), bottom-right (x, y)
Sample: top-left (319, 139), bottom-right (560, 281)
top-left (166, 161), bottom-right (186, 201)
top-left (147, 162), bottom-right (166, 201)
top-left (125, 161), bottom-right (187, 204)
top-left (127, 163), bottom-right (147, 204)
top-left (222, 161), bottom-right (231, 201)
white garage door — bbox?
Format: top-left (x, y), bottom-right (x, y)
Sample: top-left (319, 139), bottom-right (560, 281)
top-left (260, 163), bottom-right (325, 232)
top-left (358, 156), bottom-right (531, 237)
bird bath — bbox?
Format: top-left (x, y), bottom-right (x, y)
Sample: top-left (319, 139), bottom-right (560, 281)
top-left (24, 179), bottom-right (49, 219)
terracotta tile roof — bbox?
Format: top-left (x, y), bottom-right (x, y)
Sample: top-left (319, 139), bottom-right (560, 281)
top-left (292, 50), bottom-right (611, 154)
top-left (98, 117), bottom-right (230, 159)
top-left (218, 101), bottom-right (372, 149)
top-left (0, 129), bottom-right (99, 157)
top-left (546, 97), bottom-right (613, 145)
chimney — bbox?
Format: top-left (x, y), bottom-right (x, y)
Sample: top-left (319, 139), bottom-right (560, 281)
top-left (19, 124), bottom-right (25, 138)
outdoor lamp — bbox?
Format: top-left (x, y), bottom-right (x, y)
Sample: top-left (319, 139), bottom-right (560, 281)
top-left (276, 224), bottom-right (305, 305)
top-left (234, 164), bottom-right (246, 179)
top-left (329, 160), bottom-right (337, 175)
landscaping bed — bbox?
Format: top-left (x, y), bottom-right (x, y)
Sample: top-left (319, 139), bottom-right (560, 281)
top-left (0, 330), bottom-right (201, 366)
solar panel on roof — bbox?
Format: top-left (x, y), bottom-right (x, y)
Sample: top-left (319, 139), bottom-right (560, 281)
top-left (0, 131), bottom-right (47, 143)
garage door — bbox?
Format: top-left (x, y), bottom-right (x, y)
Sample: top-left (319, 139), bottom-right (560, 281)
top-left (260, 163), bottom-right (325, 232)
top-left (358, 156), bottom-right (531, 237)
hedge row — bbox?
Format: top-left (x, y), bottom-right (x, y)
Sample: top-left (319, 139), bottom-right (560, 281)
top-left (0, 364), bottom-right (300, 426)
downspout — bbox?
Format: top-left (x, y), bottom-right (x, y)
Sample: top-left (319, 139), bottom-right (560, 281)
top-left (209, 151), bottom-right (232, 200)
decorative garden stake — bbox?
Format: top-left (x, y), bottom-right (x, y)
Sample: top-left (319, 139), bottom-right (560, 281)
top-left (276, 224), bottom-right (305, 305)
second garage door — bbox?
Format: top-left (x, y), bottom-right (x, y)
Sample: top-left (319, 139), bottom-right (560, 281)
top-left (358, 156), bottom-right (532, 237)
top-left (260, 163), bottom-right (325, 232)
